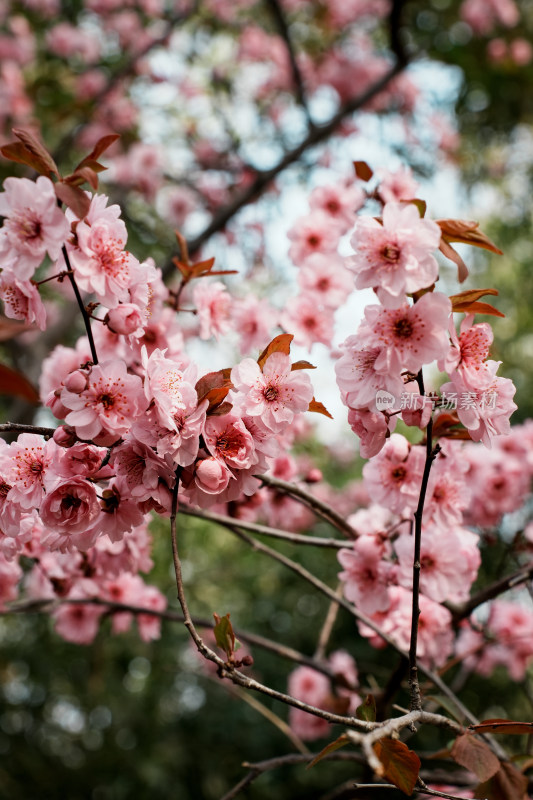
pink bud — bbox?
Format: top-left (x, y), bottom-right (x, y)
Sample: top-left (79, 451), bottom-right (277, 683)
top-left (195, 457), bottom-right (230, 494)
top-left (64, 370), bottom-right (88, 394)
top-left (53, 425), bottom-right (78, 447)
top-left (105, 304), bottom-right (144, 335)
top-left (305, 468), bottom-right (323, 483)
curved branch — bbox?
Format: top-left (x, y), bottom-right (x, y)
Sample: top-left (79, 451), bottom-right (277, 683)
top-left (179, 503), bottom-right (350, 548)
top-left (450, 560), bottom-right (533, 623)
top-left (254, 474), bottom-right (356, 538)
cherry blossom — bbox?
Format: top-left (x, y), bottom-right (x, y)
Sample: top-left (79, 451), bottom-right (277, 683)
top-left (230, 352), bottom-right (313, 434)
top-left (347, 203), bottom-right (441, 308)
top-left (0, 176), bottom-right (69, 280)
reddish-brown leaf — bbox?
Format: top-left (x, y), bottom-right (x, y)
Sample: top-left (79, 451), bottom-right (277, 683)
top-left (0, 316), bottom-right (32, 341)
top-left (191, 257), bottom-right (216, 278)
top-left (474, 762), bottom-right (528, 800)
top-left (353, 161), bottom-right (373, 182)
top-left (54, 183), bottom-right (91, 220)
top-left (373, 738), bottom-right (421, 795)
top-left (12, 128), bottom-right (59, 176)
top-left (469, 719), bottom-right (533, 736)
top-left (437, 219), bottom-right (503, 255)
top-left (306, 734), bottom-right (350, 769)
top-left (75, 134), bottom-right (120, 170)
top-left (65, 166), bottom-right (99, 190)
top-left (291, 360), bottom-right (316, 371)
top-left (400, 198), bottom-right (427, 217)
top-left (451, 734), bottom-right (500, 781)
top-left (257, 334), bottom-right (293, 370)
top-left (0, 364), bottom-right (39, 404)
top-left (308, 398), bottom-right (333, 419)
top-left (449, 288), bottom-right (499, 307)
top-left (195, 369), bottom-right (232, 401)
top-left (439, 239), bottom-right (469, 283)
top-left (451, 300), bottom-right (505, 318)
top-left (0, 142), bottom-right (54, 176)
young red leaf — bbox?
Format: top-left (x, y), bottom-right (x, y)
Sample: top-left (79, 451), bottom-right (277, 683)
top-left (195, 369), bottom-right (233, 403)
top-left (401, 198), bottom-right (427, 217)
top-left (449, 288), bottom-right (499, 307)
top-left (291, 360), bottom-right (316, 371)
top-left (65, 166), bottom-right (99, 190)
top-left (372, 738), bottom-right (421, 795)
top-left (353, 160), bottom-right (373, 181)
top-left (74, 134), bottom-right (120, 171)
top-left (437, 219), bottom-right (503, 255)
top-left (54, 183), bottom-right (91, 220)
top-left (308, 398), bottom-right (333, 419)
top-left (0, 317), bottom-right (32, 341)
top-left (439, 239), bottom-right (469, 284)
top-left (356, 694), bottom-right (376, 722)
top-left (468, 719), bottom-right (533, 735)
top-left (257, 334), bottom-right (293, 371)
top-left (0, 364), bottom-right (39, 404)
top-left (451, 733), bottom-right (500, 781)
top-left (190, 257), bottom-right (216, 278)
top-left (451, 300), bottom-right (505, 318)
top-left (1, 142), bottom-right (55, 176)
top-left (306, 734), bottom-right (349, 769)
top-left (12, 128), bottom-right (59, 176)
top-left (213, 613), bottom-right (239, 660)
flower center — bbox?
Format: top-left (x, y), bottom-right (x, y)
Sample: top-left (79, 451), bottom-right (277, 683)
top-left (264, 385), bottom-right (279, 402)
top-left (98, 393), bottom-right (115, 409)
top-left (393, 317), bottom-right (413, 339)
top-left (382, 244), bottom-right (401, 262)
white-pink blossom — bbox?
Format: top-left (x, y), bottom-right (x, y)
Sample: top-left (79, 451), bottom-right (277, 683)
top-left (347, 203), bottom-right (441, 308)
top-left (230, 352), bottom-right (314, 433)
top-left (0, 176), bottom-right (69, 279)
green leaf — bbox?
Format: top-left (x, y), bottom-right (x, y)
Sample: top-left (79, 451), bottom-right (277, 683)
top-left (356, 695), bottom-right (376, 722)
top-left (213, 613), bottom-right (238, 659)
top-left (426, 695), bottom-right (466, 725)
top-left (372, 738), bottom-right (421, 796)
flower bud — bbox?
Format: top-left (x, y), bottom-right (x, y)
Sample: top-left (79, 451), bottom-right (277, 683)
top-left (53, 425), bottom-right (78, 448)
top-left (64, 369), bottom-right (88, 394)
top-left (105, 304), bottom-right (144, 335)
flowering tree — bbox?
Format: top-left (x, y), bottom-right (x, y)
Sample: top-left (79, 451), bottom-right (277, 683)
top-left (1, 1), bottom-right (533, 798)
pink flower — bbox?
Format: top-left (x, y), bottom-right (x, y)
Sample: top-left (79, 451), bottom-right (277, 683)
top-left (62, 359), bottom-right (145, 443)
top-left (335, 337), bottom-right (404, 412)
top-left (0, 176), bottom-right (69, 279)
top-left (441, 362), bottom-right (517, 447)
top-left (203, 414), bottom-right (257, 471)
top-left (53, 586), bottom-right (104, 644)
top-left (0, 275), bottom-right (47, 330)
top-left (308, 182), bottom-right (365, 234)
top-left (338, 535), bottom-right (394, 614)
top-left (67, 217), bottom-right (139, 308)
top-left (377, 166), bottom-right (420, 204)
top-left (232, 296), bottom-right (277, 355)
top-left (193, 281), bottom-right (232, 340)
top-left (194, 456), bottom-right (232, 495)
top-left (2, 433), bottom-right (55, 509)
top-left (347, 203), bottom-right (441, 308)
top-left (394, 523), bottom-right (480, 604)
top-left (362, 291), bottom-right (451, 374)
top-left (362, 433), bottom-right (425, 516)
top-left (287, 211), bottom-right (343, 266)
top-left (297, 254), bottom-right (354, 309)
top-left (105, 303), bottom-right (145, 336)
top-left (281, 293), bottom-right (335, 350)
top-left (230, 352), bottom-right (314, 433)
top-left (40, 478), bottom-right (101, 552)
top-left (439, 314), bottom-right (494, 388)
top-left (347, 406), bottom-right (396, 459)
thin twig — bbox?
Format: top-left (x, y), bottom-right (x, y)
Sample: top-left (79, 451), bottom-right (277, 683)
top-left (264, 0), bottom-right (311, 121)
top-left (254, 474), bottom-right (355, 538)
top-left (180, 503), bottom-right (350, 548)
top-left (408, 369), bottom-right (440, 711)
top-left (62, 245), bottom-right (98, 365)
top-left (0, 423), bottom-right (56, 438)
top-left (451, 560), bottom-right (533, 622)
top-left (315, 583), bottom-right (343, 662)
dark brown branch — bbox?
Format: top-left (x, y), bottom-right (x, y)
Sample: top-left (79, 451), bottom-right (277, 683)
top-left (451, 560), bottom-right (533, 623)
top-left (264, 0), bottom-right (311, 119)
top-left (0, 423), bottom-right (56, 438)
top-left (408, 370), bottom-right (440, 711)
top-left (62, 245), bottom-right (98, 365)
